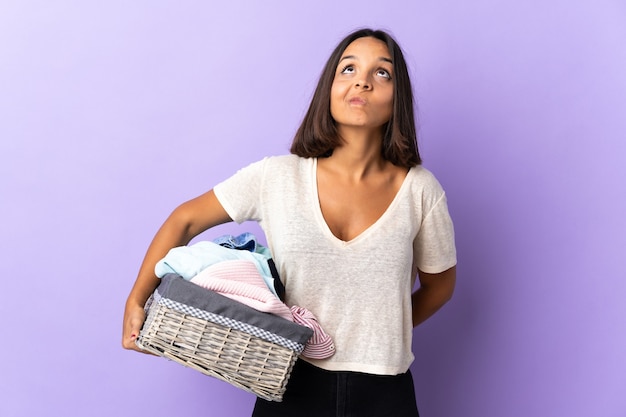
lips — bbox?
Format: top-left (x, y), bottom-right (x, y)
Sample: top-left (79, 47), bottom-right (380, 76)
top-left (348, 96), bottom-right (366, 105)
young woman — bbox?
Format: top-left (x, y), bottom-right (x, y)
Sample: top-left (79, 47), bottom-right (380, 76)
top-left (122, 28), bottom-right (457, 417)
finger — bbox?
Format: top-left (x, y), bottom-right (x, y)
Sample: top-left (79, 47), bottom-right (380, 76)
top-left (122, 316), bottom-right (143, 349)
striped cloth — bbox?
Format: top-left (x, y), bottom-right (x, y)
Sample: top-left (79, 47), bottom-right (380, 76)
top-left (190, 259), bottom-right (335, 359)
top-left (290, 306), bottom-right (335, 360)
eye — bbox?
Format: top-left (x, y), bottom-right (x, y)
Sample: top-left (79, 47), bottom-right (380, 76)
top-left (376, 68), bottom-right (391, 79)
top-left (340, 65), bottom-right (355, 74)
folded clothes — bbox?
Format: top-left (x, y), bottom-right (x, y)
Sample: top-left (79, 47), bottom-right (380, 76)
top-left (291, 306), bottom-right (335, 359)
top-left (155, 240), bottom-right (280, 298)
top-left (155, 237), bottom-right (335, 359)
top-left (157, 274), bottom-right (312, 346)
top-left (189, 260), bottom-right (335, 359)
top-left (191, 260), bottom-right (294, 321)
top-left (212, 232), bottom-right (257, 252)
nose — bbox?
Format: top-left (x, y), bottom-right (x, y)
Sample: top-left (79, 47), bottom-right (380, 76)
top-left (355, 77), bottom-right (371, 90)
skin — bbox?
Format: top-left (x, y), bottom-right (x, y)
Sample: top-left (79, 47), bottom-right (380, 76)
top-left (121, 36), bottom-right (455, 353)
top-left (122, 190), bottom-right (232, 353)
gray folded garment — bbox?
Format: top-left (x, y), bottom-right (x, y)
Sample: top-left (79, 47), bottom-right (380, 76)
top-left (156, 273), bottom-right (313, 346)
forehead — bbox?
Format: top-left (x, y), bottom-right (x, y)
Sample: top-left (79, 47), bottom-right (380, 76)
top-left (340, 37), bottom-right (391, 60)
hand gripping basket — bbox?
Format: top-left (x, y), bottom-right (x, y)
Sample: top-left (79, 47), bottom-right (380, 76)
top-left (136, 274), bottom-right (313, 401)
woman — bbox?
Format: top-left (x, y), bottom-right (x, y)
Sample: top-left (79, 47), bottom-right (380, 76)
top-left (122, 28), bottom-right (456, 417)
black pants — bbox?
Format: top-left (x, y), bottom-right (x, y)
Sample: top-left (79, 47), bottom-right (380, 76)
top-left (252, 360), bottom-right (420, 417)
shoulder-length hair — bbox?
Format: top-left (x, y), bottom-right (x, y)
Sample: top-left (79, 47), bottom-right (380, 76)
top-left (290, 28), bottom-right (421, 167)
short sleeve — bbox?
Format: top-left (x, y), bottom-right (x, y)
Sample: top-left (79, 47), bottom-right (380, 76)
top-left (213, 158), bottom-right (267, 224)
top-left (413, 189), bottom-right (457, 274)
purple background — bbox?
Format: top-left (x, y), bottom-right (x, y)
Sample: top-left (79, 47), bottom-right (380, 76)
top-left (1, 1), bottom-right (625, 416)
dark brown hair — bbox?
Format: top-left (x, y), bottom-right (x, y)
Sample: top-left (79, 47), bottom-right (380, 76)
top-left (290, 28), bottom-right (421, 167)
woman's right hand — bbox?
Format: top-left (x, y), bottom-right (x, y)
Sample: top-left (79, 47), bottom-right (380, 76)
top-left (121, 301), bottom-right (150, 353)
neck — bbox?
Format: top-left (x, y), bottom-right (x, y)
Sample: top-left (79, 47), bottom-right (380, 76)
top-left (325, 126), bottom-right (387, 180)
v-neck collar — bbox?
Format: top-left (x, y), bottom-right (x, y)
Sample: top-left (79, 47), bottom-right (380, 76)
top-left (310, 158), bottom-right (414, 247)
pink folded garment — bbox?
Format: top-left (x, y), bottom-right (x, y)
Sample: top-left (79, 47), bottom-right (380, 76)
top-left (190, 259), bottom-right (335, 359)
top-left (290, 306), bottom-right (335, 360)
top-left (190, 259), bottom-right (293, 321)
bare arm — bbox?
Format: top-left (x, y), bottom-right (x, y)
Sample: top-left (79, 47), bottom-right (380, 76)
top-left (411, 265), bottom-right (456, 327)
top-left (122, 189), bottom-right (232, 352)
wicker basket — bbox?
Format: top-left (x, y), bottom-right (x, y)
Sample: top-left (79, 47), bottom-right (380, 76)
top-left (136, 274), bottom-right (313, 402)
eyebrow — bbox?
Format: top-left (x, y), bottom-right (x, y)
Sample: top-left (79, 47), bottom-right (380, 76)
top-left (339, 55), bottom-right (393, 64)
